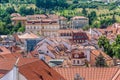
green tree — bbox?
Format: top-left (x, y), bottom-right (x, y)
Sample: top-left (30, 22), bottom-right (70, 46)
top-left (35, 0), bottom-right (68, 10)
top-left (35, 0), bottom-right (44, 8)
top-left (98, 36), bottom-right (113, 57)
top-left (6, 7), bottom-right (16, 14)
top-left (27, 7), bottom-right (34, 15)
top-left (112, 44), bottom-right (120, 59)
top-left (92, 21), bottom-right (101, 28)
top-left (88, 11), bottom-right (97, 25)
top-left (0, 21), bottom-right (5, 34)
top-left (18, 26), bottom-right (25, 32)
top-left (19, 6), bottom-right (27, 16)
top-left (115, 35), bottom-right (120, 44)
top-left (111, 35), bottom-right (120, 59)
top-left (95, 53), bottom-right (107, 67)
top-left (19, 6), bottom-right (34, 15)
top-left (12, 22), bottom-right (22, 32)
top-left (1, 0), bottom-right (9, 3)
top-left (73, 0), bottom-right (78, 4)
top-left (82, 8), bottom-right (87, 16)
top-left (112, 13), bottom-right (117, 23)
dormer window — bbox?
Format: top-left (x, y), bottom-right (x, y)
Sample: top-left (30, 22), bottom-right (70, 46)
top-left (74, 54), bottom-right (79, 58)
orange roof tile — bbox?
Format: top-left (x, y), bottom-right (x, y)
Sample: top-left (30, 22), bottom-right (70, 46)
top-left (91, 50), bottom-right (112, 61)
top-left (0, 53), bottom-right (23, 59)
top-left (115, 74), bottom-right (120, 80)
top-left (0, 46), bottom-right (11, 54)
top-left (54, 67), bottom-right (119, 80)
top-left (0, 53), bottom-right (65, 80)
top-left (19, 60), bottom-right (65, 80)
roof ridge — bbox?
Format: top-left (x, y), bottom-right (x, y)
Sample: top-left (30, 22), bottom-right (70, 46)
top-left (18, 58), bottom-right (39, 67)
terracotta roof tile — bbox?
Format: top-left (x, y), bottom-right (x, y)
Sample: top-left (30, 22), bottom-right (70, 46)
top-left (0, 53), bottom-right (65, 80)
top-left (0, 46), bottom-right (11, 54)
top-left (0, 70), bottom-right (9, 78)
top-left (91, 50), bottom-right (112, 60)
top-left (54, 67), bottom-right (119, 80)
top-left (19, 60), bottom-right (65, 80)
top-left (115, 74), bottom-right (120, 80)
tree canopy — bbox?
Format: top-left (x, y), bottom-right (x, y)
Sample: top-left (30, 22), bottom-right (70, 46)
top-left (35, 0), bottom-right (68, 10)
top-left (95, 53), bottom-right (107, 67)
top-left (98, 35), bottom-right (120, 59)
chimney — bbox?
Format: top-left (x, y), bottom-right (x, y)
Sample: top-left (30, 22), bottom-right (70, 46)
top-left (74, 73), bottom-right (85, 80)
top-left (38, 50), bottom-right (45, 61)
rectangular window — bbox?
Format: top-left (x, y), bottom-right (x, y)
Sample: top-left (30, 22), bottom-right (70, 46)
top-left (73, 60), bottom-right (75, 64)
top-left (77, 60), bottom-right (79, 64)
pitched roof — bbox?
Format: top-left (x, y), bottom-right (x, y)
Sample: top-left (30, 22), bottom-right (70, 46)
top-left (18, 32), bottom-right (39, 39)
top-left (54, 67), bottom-right (120, 80)
top-left (115, 73), bottom-right (120, 80)
top-left (0, 53), bottom-right (65, 80)
top-left (0, 53), bottom-right (23, 59)
top-left (19, 60), bottom-right (65, 80)
top-left (0, 46), bottom-right (11, 54)
top-left (0, 58), bottom-right (16, 78)
top-left (72, 16), bottom-right (88, 20)
top-left (91, 50), bottom-right (112, 61)
top-left (11, 13), bottom-right (21, 17)
top-left (11, 16), bottom-right (27, 21)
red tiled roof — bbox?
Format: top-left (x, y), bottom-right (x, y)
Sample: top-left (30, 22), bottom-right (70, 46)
top-left (91, 50), bottom-right (112, 61)
top-left (0, 46), bottom-right (11, 54)
top-left (19, 60), bottom-right (65, 80)
top-left (54, 67), bottom-right (119, 80)
top-left (0, 53), bottom-right (65, 80)
top-left (112, 69), bottom-right (120, 80)
top-left (11, 16), bottom-right (27, 21)
top-left (115, 74), bottom-right (120, 80)
top-left (0, 59), bottom-right (16, 70)
top-left (0, 70), bottom-right (9, 78)
top-left (0, 53), bottom-right (23, 59)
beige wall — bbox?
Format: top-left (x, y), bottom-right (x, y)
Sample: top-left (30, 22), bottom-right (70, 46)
top-left (72, 59), bottom-right (85, 66)
top-left (25, 24), bottom-right (60, 36)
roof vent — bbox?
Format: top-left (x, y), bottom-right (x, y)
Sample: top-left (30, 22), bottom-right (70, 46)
top-left (74, 73), bottom-right (84, 80)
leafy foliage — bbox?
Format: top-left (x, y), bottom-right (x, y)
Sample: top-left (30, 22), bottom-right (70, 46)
top-left (95, 53), bottom-right (107, 67)
top-left (6, 7), bottom-right (16, 14)
top-left (19, 6), bottom-right (34, 16)
top-left (88, 11), bottom-right (97, 25)
top-left (35, 0), bottom-right (68, 10)
top-left (98, 35), bottom-right (120, 59)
